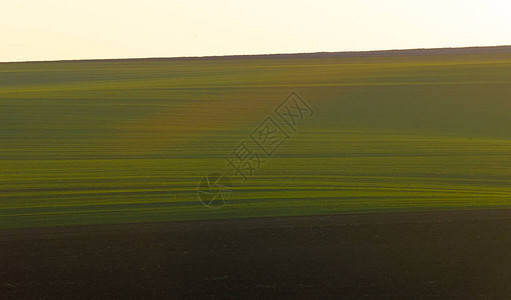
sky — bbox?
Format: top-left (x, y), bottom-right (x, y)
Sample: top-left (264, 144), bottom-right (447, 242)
top-left (1, 0), bottom-right (510, 62)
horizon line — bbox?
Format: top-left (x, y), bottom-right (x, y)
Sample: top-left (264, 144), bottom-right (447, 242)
top-left (2, 44), bottom-right (511, 64)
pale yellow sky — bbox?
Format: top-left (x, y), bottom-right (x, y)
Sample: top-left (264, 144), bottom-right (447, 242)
top-left (1, 0), bottom-right (510, 62)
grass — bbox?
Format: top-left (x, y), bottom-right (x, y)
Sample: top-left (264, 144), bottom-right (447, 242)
top-left (1, 51), bottom-right (511, 228)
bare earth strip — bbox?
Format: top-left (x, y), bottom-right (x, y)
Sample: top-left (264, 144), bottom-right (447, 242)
top-left (1, 209), bottom-right (511, 299)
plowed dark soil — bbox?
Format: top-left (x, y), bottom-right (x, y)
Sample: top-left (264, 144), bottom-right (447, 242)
top-left (2, 210), bottom-right (511, 299)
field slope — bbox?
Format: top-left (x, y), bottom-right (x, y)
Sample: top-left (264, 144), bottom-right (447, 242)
top-left (1, 47), bottom-right (511, 229)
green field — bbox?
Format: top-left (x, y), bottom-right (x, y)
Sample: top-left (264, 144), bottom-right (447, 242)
top-left (1, 49), bottom-right (511, 229)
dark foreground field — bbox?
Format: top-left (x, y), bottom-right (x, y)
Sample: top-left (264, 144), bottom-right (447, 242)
top-left (2, 209), bottom-right (511, 299)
